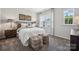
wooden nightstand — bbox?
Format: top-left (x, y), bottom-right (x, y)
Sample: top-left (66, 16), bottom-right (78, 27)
top-left (5, 29), bottom-right (17, 39)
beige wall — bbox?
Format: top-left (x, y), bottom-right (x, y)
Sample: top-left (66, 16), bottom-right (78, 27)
top-left (18, 8), bottom-right (37, 21)
top-left (54, 8), bottom-right (79, 40)
top-left (1, 8), bottom-right (18, 23)
top-left (0, 8), bottom-right (1, 23)
top-left (1, 8), bottom-right (37, 23)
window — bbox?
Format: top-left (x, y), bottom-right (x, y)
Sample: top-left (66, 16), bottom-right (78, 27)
top-left (64, 9), bottom-right (74, 24)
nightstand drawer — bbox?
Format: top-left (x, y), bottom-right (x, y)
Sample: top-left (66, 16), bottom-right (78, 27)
top-left (5, 30), bottom-right (17, 38)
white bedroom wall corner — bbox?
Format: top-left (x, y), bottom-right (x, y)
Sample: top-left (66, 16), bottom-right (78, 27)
top-left (54, 8), bottom-right (72, 40)
top-left (1, 8), bottom-right (18, 22)
top-left (51, 8), bottom-right (54, 35)
top-left (36, 13), bottom-right (39, 27)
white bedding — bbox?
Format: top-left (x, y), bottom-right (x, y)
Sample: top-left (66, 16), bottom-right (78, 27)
top-left (17, 27), bottom-right (46, 46)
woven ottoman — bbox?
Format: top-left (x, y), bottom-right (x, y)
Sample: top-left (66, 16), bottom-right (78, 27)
top-left (29, 35), bottom-right (43, 51)
top-left (42, 35), bottom-right (49, 45)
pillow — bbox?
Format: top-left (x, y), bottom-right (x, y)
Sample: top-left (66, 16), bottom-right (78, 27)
top-left (21, 22), bottom-right (36, 28)
top-left (21, 23), bottom-right (28, 28)
top-left (31, 23), bottom-right (36, 27)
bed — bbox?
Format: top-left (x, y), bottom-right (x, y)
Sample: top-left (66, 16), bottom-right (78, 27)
top-left (17, 27), bottom-right (46, 46)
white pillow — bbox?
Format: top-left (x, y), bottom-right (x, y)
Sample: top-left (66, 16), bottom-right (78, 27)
top-left (21, 23), bottom-right (28, 28)
top-left (21, 23), bottom-right (36, 28)
top-left (31, 23), bottom-right (36, 27)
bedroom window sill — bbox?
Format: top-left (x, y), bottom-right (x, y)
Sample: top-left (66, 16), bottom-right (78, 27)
top-left (63, 24), bottom-right (76, 26)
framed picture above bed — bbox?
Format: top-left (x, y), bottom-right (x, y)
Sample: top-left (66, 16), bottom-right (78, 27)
top-left (19, 14), bottom-right (31, 21)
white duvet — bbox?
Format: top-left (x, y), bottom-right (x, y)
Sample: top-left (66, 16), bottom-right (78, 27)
top-left (17, 27), bottom-right (46, 46)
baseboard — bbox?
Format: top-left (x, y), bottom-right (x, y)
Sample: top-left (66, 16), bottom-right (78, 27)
top-left (49, 34), bottom-right (70, 40)
top-left (55, 35), bottom-right (70, 40)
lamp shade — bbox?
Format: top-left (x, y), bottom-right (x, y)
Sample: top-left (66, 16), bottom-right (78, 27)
top-left (75, 16), bottom-right (79, 24)
top-left (7, 19), bottom-right (13, 22)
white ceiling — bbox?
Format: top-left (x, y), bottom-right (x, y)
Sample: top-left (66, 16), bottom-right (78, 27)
top-left (29, 8), bottom-right (49, 13)
top-left (18, 8), bottom-right (49, 13)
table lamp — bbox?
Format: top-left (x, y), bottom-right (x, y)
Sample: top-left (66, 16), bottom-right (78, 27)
top-left (75, 16), bottom-right (79, 24)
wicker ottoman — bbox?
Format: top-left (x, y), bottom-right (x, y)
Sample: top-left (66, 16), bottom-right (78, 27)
top-left (42, 35), bottom-right (49, 45)
top-left (29, 35), bottom-right (43, 51)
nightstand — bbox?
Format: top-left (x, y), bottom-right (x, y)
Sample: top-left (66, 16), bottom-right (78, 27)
top-left (70, 35), bottom-right (79, 51)
top-left (5, 29), bottom-right (17, 39)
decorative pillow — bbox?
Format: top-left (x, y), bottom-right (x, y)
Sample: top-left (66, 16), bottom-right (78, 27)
top-left (21, 22), bottom-right (37, 28)
top-left (21, 23), bottom-right (28, 28)
top-left (31, 23), bottom-right (36, 27)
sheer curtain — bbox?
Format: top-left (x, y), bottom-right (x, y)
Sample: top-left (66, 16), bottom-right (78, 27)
top-left (38, 9), bottom-right (53, 35)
